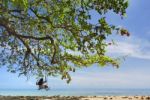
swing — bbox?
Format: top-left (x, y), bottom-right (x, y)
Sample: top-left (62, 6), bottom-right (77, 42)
top-left (36, 75), bottom-right (49, 90)
top-left (36, 40), bottom-right (49, 90)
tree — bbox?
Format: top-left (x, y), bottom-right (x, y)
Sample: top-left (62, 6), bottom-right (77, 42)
top-left (0, 0), bottom-right (129, 83)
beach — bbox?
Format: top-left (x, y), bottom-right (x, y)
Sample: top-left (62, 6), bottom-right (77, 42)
top-left (0, 96), bottom-right (150, 100)
top-left (1, 89), bottom-right (150, 100)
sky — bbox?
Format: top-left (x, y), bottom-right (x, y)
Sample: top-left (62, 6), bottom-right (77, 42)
top-left (0, 0), bottom-right (150, 90)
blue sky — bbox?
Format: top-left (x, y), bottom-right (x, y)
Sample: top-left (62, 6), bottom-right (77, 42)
top-left (1, 0), bottom-right (150, 89)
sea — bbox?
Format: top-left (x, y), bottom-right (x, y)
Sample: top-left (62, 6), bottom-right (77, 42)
top-left (0, 88), bottom-right (150, 96)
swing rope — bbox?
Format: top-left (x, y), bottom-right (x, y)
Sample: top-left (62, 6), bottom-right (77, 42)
top-left (37, 40), bottom-right (48, 84)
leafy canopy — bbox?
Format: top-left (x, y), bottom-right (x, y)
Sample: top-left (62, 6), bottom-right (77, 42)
top-left (0, 0), bottom-right (129, 83)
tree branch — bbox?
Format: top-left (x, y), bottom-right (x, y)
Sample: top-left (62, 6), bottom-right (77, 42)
top-left (0, 18), bottom-right (40, 66)
top-left (0, 17), bottom-right (57, 65)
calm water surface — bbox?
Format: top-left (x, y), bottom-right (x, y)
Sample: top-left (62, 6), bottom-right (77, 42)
top-left (0, 89), bottom-right (150, 96)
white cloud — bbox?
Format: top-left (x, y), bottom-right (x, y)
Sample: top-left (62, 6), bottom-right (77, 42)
top-left (65, 35), bottom-right (150, 60)
top-left (107, 36), bottom-right (150, 60)
top-left (66, 70), bottom-right (150, 89)
top-left (44, 70), bottom-right (150, 89)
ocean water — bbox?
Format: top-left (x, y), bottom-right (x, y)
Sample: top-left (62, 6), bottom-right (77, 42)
top-left (0, 89), bottom-right (150, 96)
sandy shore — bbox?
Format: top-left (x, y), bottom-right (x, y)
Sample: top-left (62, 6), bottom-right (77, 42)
top-left (0, 96), bottom-right (150, 100)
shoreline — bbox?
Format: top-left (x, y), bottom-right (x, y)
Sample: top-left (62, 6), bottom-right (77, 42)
top-left (0, 96), bottom-right (150, 100)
